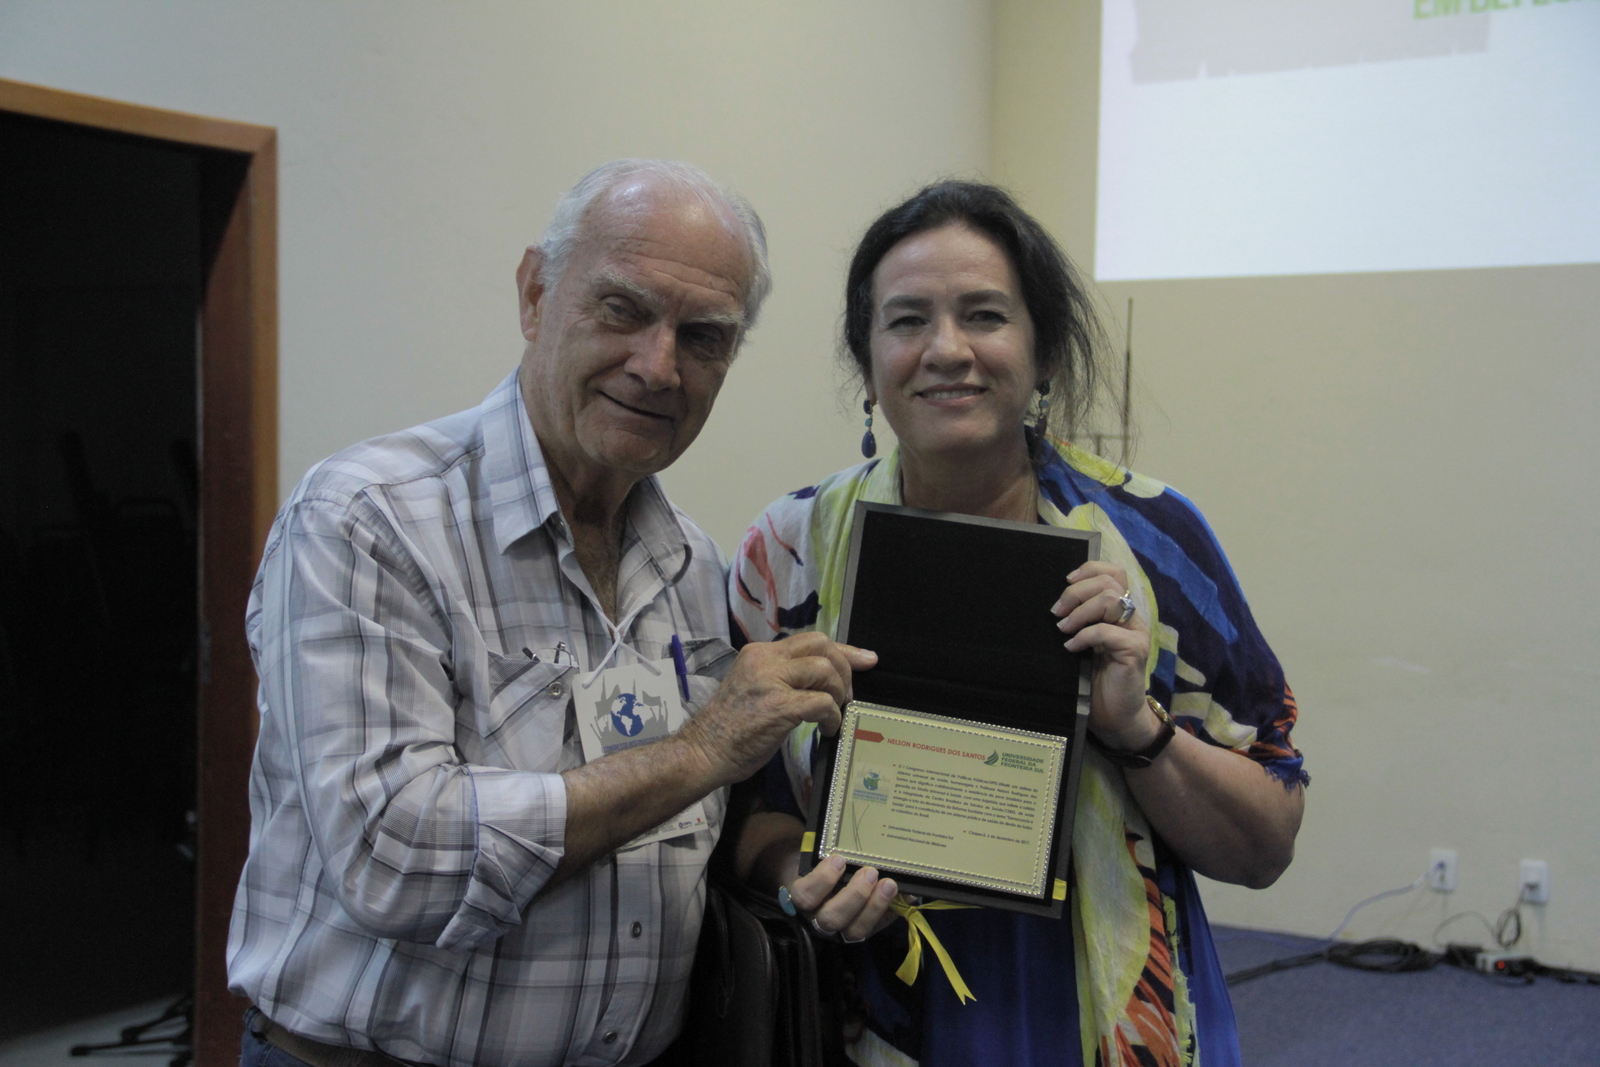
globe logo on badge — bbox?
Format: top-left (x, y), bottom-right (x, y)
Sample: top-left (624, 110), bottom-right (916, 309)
top-left (610, 692), bottom-right (645, 737)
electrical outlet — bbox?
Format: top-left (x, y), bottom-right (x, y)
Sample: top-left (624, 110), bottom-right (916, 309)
top-left (1429, 848), bottom-right (1457, 892)
top-left (1520, 860), bottom-right (1550, 905)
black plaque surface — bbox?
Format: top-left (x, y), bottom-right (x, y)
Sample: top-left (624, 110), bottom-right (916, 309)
top-left (801, 502), bottom-right (1097, 918)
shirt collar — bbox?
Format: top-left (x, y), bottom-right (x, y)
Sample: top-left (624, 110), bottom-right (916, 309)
top-left (626, 476), bottom-right (694, 587)
top-left (481, 368), bottom-right (693, 582)
top-left (483, 370), bottom-right (558, 554)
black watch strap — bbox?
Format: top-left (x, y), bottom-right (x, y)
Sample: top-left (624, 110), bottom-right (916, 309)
top-left (1087, 696), bottom-right (1176, 769)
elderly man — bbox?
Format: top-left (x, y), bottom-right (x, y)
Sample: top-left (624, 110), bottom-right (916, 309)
top-left (228, 160), bottom-right (873, 1067)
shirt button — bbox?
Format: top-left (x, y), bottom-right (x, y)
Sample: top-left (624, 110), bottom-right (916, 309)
top-left (602, 1031), bottom-right (618, 1045)
top-left (631, 921), bottom-right (642, 938)
top-left (548, 681), bottom-right (564, 698)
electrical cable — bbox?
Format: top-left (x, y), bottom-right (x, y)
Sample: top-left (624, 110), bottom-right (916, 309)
top-left (1223, 949), bottom-right (1326, 985)
top-left (1226, 940), bottom-right (1444, 986)
top-left (1325, 868), bottom-right (1430, 943)
top-left (1432, 900), bottom-right (1523, 951)
top-left (1228, 873), bottom-right (1600, 988)
top-left (1323, 938), bottom-right (1438, 973)
top-left (1226, 862), bottom-right (1436, 986)
top-left (1224, 861), bottom-right (1600, 988)
top-left (1431, 910), bottom-right (1500, 947)
top-left (1493, 905), bottom-right (1522, 949)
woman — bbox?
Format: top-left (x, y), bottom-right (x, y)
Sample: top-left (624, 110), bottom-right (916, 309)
top-left (729, 181), bottom-right (1307, 1067)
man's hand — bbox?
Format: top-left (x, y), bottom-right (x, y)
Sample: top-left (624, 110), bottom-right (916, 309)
top-left (678, 634), bottom-right (877, 789)
top-left (552, 635), bottom-right (875, 886)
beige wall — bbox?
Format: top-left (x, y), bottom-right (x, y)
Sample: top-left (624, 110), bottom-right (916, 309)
top-left (0, 0), bottom-right (989, 551)
top-left (996, 0), bottom-right (1600, 969)
top-left (6, 0), bottom-right (1594, 972)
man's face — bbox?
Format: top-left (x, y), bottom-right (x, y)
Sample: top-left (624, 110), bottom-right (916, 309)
top-left (518, 188), bottom-right (750, 494)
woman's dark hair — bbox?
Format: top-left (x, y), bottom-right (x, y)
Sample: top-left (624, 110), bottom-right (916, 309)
top-left (843, 180), bottom-right (1111, 452)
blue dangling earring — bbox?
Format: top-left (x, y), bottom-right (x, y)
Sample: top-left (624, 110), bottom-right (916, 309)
top-left (1028, 382), bottom-right (1052, 464)
top-left (861, 398), bottom-right (877, 459)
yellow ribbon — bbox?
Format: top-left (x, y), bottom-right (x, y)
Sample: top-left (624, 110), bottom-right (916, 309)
top-left (889, 895), bottom-right (979, 1004)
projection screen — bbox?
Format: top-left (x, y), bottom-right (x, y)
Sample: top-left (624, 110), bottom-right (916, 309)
top-left (1095, 0), bottom-right (1600, 281)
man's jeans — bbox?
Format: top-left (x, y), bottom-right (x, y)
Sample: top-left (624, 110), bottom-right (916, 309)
top-left (241, 1008), bottom-right (315, 1067)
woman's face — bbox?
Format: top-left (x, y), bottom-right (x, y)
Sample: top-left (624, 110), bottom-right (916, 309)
top-left (866, 223), bottom-right (1040, 465)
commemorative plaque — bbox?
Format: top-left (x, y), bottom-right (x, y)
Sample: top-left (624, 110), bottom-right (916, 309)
top-left (801, 503), bottom-right (1097, 918)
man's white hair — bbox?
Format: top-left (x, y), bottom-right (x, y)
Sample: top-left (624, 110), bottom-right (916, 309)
top-left (538, 159), bottom-right (773, 329)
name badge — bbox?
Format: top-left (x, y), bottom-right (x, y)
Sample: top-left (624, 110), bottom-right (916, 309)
top-left (577, 659), bottom-right (707, 847)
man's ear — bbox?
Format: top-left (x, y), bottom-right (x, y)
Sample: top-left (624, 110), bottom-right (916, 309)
top-left (516, 246), bottom-right (547, 341)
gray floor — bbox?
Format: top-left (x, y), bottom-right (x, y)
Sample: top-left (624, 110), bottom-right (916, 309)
top-left (1213, 926), bottom-right (1600, 1067)
top-left (0, 997), bottom-right (185, 1067)
top-left (6, 932), bottom-right (1599, 1067)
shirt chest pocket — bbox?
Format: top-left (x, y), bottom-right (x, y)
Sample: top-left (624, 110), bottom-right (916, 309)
top-left (465, 651), bottom-right (575, 769)
top-left (681, 637), bottom-right (736, 715)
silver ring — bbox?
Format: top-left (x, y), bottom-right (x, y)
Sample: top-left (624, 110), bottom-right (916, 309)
top-left (841, 931), bottom-right (867, 944)
top-left (809, 916), bottom-right (840, 941)
top-left (1115, 591), bottom-right (1135, 625)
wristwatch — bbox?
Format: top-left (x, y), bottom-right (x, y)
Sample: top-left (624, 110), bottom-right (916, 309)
top-left (1087, 696), bottom-right (1176, 769)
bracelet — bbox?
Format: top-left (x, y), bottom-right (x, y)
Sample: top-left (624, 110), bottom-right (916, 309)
top-left (1086, 696), bottom-right (1176, 769)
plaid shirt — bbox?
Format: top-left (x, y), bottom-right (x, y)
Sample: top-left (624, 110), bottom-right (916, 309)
top-left (229, 371), bottom-right (734, 1067)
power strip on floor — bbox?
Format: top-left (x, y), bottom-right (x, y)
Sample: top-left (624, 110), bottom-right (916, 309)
top-left (1475, 953), bottom-right (1538, 977)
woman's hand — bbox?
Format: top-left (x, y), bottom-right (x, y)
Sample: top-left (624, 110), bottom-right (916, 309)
top-left (1049, 560), bottom-right (1305, 888)
top-left (1051, 561), bottom-right (1159, 750)
top-left (784, 852), bottom-right (900, 943)
top-left (737, 811), bottom-right (900, 941)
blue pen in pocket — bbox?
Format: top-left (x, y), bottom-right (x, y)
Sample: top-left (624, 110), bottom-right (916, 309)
top-left (669, 634), bottom-right (690, 701)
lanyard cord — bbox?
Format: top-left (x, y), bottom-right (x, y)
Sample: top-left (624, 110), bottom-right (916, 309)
top-left (568, 558), bottom-right (684, 691)
top-left (579, 610), bottom-right (662, 690)
top-left (544, 504), bottom-right (692, 689)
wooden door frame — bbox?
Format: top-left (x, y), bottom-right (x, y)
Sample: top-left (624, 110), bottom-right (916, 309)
top-left (0, 77), bottom-right (275, 1067)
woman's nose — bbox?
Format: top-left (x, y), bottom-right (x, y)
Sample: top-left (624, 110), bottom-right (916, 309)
top-left (921, 313), bottom-right (971, 370)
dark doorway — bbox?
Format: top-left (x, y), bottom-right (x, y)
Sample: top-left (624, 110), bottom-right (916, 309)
top-left (0, 79), bottom-right (276, 1063)
top-left (0, 109), bottom-right (204, 1036)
